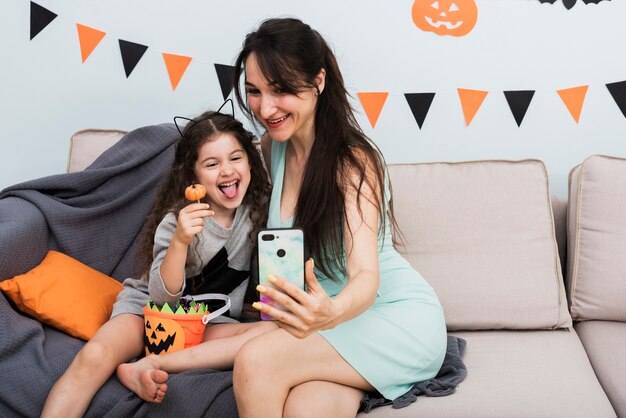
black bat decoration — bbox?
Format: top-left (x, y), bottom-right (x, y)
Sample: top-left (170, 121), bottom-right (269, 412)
top-left (538, 0), bottom-right (611, 10)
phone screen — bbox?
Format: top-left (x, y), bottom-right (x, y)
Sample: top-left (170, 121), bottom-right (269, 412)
top-left (257, 228), bottom-right (305, 320)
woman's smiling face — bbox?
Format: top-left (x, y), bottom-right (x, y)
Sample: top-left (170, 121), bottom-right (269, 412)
top-left (193, 133), bottom-right (251, 218)
top-left (244, 53), bottom-right (324, 144)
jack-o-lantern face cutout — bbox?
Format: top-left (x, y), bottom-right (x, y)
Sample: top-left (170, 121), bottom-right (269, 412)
top-left (412, 0), bottom-right (478, 37)
top-left (144, 317), bottom-right (185, 355)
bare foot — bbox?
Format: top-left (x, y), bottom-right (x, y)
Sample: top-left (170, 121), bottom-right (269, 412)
top-left (117, 356), bottom-right (169, 403)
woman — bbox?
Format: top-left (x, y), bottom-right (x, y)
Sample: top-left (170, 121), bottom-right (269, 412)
top-left (231, 18), bottom-right (448, 418)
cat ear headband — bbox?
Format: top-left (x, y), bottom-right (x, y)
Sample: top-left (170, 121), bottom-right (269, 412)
top-left (173, 98), bottom-right (235, 138)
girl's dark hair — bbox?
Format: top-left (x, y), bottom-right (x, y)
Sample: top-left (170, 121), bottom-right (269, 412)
top-left (233, 18), bottom-right (402, 280)
top-left (137, 111), bottom-right (271, 277)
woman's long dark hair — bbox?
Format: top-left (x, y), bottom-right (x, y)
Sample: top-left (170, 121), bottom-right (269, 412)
top-left (233, 18), bottom-right (401, 280)
top-left (137, 111), bottom-right (271, 277)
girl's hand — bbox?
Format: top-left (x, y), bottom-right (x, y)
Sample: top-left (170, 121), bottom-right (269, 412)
top-left (174, 203), bottom-right (214, 246)
top-left (253, 259), bottom-right (341, 339)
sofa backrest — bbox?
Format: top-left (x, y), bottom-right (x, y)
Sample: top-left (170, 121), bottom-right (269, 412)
top-left (388, 160), bottom-right (572, 331)
top-left (567, 155), bottom-right (626, 322)
top-left (68, 130), bottom-right (575, 331)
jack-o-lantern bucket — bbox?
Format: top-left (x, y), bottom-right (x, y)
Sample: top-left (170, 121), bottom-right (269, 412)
top-left (143, 293), bottom-right (231, 356)
top-left (143, 307), bottom-right (206, 355)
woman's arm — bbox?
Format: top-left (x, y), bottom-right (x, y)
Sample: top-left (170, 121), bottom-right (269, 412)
top-left (254, 151), bottom-right (382, 336)
top-left (327, 152), bottom-right (381, 324)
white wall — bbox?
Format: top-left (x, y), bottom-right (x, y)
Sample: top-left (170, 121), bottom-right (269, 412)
top-left (2, 0), bottom-right (625, 195)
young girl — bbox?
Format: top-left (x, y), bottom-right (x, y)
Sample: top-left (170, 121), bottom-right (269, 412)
top-left (42, 111), bottom-right (276, 418)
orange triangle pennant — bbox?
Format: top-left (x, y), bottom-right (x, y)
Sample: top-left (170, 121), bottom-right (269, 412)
top-left (162, 53), bottom-right (192, 91)
top-left (76, 24), bottom-right (106, 63)
top-left (357, 92), bottom-right (389, 128)
top-left (557, 85), bottom-right (588, 123)
top-left (457, 88), bottom-right (488, 126)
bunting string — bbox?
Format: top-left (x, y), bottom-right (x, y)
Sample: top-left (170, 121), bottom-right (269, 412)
top-left (29, 1), bottom-right (237, 98)
top-left (28, 1), bottom-right (626, 130)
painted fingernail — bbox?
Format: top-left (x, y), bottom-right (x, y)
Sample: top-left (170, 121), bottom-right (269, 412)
top-left (256, 285), bottom-right (266, 293)
top-left (252, 302), bottom-right (262, 310)
top-left (267, 275), bottom-right (277, 283)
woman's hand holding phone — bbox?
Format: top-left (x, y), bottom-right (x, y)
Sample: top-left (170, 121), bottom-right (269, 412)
top-left (254, 259), bottom-right (341, 339)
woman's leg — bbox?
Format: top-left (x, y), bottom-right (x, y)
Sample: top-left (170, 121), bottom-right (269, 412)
top-left (233, 328), bottom-right (374, 418)
top-left (283, 381), bottom-right (364, 418)
top-left (41, 314), bottom-right (145, 418)
top-left (117, 320), bottom-right (278, 401)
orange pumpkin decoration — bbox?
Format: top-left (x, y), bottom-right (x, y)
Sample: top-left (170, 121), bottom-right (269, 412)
top-left (143, 315), bottom-right (186, 355)
top-left (143, 307), bottom-right (208, 355)
top-left (185, 183), bottom-right (206, 202)
top-left (412, 0), bottom-right (478, 37)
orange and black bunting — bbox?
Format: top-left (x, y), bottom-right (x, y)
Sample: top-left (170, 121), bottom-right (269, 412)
top-left (76, 24), bottom-right (106, 63)
top-left (504, 91), bottom-right (535, 127)
top-left (214, 64), bottom-right (237, 100)
top-left (26, 1), bottom-right (626, 127)
top-left (119, 40), bottom-right (148, 78)
top-left (162, 53), bottom-right (192, 91)
top-left (30, 2), bottom-right (56, 40)
top-left (557, 86), bottom-right (588, 123)
top-left (405, 93), bottom-right (436, 129)
top-left (457, 89), bottom-right (488, 126)
top-left (606, 81), bottom-right (626, 119)
top-left (357, 92), bottom-right (389, 128)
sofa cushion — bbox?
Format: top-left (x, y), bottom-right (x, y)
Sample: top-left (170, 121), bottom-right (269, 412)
top-left (67, 129), bottom-right (127, 172)
top-left (0, 250), bottom-right (122, 340)
top-left (576, 321), bottom-right (626, 418)
top-left (360, 330), bottom-right (615, 418)
top-left (388, 160), bottom-right (571, 330)
top-left (567, 155), bottom-right (626, 321)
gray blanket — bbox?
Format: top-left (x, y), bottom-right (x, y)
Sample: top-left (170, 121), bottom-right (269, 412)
top-left (0, 124), bottom-right (238, 418)
top-left (360, 335), bottom-right (467, 412)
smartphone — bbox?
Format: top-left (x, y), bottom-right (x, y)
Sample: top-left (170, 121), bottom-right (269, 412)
top-left (257, 228), bottom-right (305, 320)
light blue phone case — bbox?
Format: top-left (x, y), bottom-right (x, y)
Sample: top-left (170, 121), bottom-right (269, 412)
top-left (257, 228), bottom-right (305, 320)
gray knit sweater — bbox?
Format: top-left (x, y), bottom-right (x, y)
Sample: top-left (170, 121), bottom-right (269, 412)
top-left (112, 204), bottom-right (253, 322)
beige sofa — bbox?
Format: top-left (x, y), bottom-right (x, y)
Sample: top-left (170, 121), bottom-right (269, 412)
top-left (64, 130), bottom-right (626, 417)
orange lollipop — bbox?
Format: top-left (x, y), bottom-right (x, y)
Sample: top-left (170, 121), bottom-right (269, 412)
top-left (185, 184), bottom-right (206, 203)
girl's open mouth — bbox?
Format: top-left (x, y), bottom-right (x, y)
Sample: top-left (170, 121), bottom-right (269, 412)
top-left (218, 180), bottom-right (239, 199)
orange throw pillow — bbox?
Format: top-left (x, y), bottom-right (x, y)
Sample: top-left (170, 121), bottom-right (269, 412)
top-left (0, 250), bottom-right (122, 340)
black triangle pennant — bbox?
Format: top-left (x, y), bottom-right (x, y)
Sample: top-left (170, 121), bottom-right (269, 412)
top-left (404, 93), bottom-right (435, 129)
top-left (214, 64), bottom-right (236, 100)
top-left (119, 39), bottom-right (148, 78)
top-left (606, 81), bottom-right (626, 119)
top-left (504, 90), bottom-right (535, 127)
top-left (563, 0), bottom-right (577, 9)
top-left (30, 2), bottom-right (57, 40)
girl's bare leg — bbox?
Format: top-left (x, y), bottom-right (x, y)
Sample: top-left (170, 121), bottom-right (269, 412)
top-left (117, 320), bottom-right (278, 402)
top-left (41, 314), bottom-right (144, 418)
top-left (233, 328), bottom-right (374, 418)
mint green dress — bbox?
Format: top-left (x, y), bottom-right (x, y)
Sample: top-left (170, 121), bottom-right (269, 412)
top-left (267, 140), bottom-right (447, 400)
